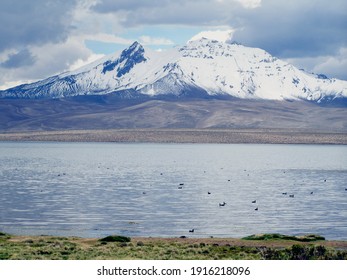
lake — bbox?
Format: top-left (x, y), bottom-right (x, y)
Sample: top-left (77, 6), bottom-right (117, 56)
top-left (0, 142), bottom-right (346, 240)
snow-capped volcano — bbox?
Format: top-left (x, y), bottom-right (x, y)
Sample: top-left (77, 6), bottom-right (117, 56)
top-left (1, 38), bottom-right (347, 102)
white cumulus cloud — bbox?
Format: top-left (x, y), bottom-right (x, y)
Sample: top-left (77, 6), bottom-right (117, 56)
top-left (189, 30), bottom-right (235, 43)
top-left (216, 0), bottom-right (261, 9)
top-left (139, 36), bottom-right (174, 46)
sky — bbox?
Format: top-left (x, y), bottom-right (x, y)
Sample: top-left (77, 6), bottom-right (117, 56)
top-left (0, 0), bottom-right (346, 90)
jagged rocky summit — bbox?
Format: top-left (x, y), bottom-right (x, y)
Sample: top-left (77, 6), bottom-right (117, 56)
top-left (1, 38), bottom-right (347, 103)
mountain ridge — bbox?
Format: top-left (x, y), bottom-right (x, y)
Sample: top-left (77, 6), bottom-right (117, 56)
top-left (1, 39), bottom-right (347, 102)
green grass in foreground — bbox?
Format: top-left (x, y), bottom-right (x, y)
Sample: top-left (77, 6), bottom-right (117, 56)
top-left (0, 233), bottom-right (346, 260)
top-left (242, 233), bottom-right (326, 242)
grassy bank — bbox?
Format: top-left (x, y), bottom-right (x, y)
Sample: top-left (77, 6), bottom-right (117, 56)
top-left (1, 233), bottom-right (347, 260)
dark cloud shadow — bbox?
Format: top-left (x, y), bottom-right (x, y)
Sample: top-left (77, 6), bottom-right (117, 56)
top-left (231, 0), bottom-right (347, 58)
top-left (0, 49), bottom-right (36, 69)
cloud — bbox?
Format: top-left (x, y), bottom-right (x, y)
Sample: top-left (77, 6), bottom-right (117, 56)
top-left (220, 0), bottom-right (261, 9)
top-left (0, 49), bottom-right (36, 69)
top-left (84, 33), bottom-right (132, 45)
top-left (0, 0), bottom-right (96, 88)
top-left (1, 0), bottom-right (346, 89)
top-left (286, 48), bottom-right (347, 81)
top-left (90, 0), bottom-right (252, 27)
top-left (0, 0), bottom-right (78, 52)
top-left (92, 0), bottom-right (260, 14)
top-left (91, 0), bottom-right (347, 61)
top-left (139, 36), bottom-right (174, 46)
top-left (92, 0), bottom-right (171, 13)
top-left (0, 37), bottom-right (93, 89)
top-left (189, 30), bottom-right (235, 43)
top-left (313, 48), bottom-right (347, 81)
top-left (68, 53), bottom-right (105, 72)
top-left (231, 0), bottom-right (347, 59)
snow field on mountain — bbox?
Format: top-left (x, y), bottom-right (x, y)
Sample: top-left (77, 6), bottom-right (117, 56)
top-left (1, 39), bottom-right (346, 101)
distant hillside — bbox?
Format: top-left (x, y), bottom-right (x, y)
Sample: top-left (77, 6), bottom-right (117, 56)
top-left (1, 95), bottom-right (346, 132)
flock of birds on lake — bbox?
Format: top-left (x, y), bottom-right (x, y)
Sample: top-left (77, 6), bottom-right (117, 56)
top-left (133, 167), bottom-right (344, 236)
top-left (54, 165), bottom-right (347, 237)
top-left (173, 172), bottom-right (344, 235)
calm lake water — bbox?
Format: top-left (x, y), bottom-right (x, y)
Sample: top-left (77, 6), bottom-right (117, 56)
top-left (0, 142), bottom-right (346, 240)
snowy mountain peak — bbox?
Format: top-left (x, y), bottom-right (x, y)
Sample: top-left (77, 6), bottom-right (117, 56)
top-left (101, 41), bottom-right (146, 77)
top-left (180, 37), bottom-right (253, 60)
top-left (1, 39), bottom-right (347, 102)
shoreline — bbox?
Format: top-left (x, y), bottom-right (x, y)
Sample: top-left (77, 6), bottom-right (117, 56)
top-left (1, 233), bottom-right (347, 260)
top-left (1, 128), bottom-right (347, 144)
